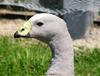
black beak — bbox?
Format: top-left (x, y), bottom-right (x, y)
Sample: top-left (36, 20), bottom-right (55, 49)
top-left (14, 31), bottom-right (30, 38)
top-left (14, 31), bottom-right (21, 38)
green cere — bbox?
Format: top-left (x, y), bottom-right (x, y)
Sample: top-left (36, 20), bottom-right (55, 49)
top-left (18, 21), bottom-right (31, 36)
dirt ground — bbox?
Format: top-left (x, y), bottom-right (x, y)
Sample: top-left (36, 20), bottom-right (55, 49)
top-left (0, 19), bottom-right (100, 49)
top-left (0, 19), bottom-right (24, 35)
top-left (73, 26), bottom-right (100, 49)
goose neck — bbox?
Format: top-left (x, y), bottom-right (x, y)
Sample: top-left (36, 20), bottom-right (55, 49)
top-left (46, 34), bottom-right (74, 76)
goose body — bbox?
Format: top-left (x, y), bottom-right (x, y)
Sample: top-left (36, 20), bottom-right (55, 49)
top-left (14, 13), bottom-right (74, 76)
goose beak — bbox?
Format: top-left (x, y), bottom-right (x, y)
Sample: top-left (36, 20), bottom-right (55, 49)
top-left (14, 21), bottom-right (31, 38)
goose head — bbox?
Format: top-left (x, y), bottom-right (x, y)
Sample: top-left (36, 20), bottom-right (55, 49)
top-left (14, 13), bottom-right (67, 43)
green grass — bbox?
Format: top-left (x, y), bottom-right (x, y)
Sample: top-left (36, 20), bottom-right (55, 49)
top-left (75, 48), bottom-right (100, 76)
top-left (0, 36), bottom-right (100, 76)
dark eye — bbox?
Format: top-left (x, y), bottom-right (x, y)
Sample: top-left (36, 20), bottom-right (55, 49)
top-left (21, 28), bottom-right (25, 32)
top-left (36, 22), bottom-right (43, 26)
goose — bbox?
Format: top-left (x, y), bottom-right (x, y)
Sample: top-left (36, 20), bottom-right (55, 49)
top-left (14, 13), bottom-right (74, 76)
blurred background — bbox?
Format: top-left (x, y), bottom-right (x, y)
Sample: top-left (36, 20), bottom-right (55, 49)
top-left (0, 0), bottom-right (100, 48)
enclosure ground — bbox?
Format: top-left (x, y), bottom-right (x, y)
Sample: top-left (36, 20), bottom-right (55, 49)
top-left (74, 25), bottom-right (100, 49)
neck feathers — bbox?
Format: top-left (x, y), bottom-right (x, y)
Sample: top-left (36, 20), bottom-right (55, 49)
top-left (46, 33), bottom-right (74, 76)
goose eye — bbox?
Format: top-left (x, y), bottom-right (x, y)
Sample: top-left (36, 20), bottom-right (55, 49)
top-left (21, 28), bottom-right (25, 32)
top-left (36, 22), bottom-right (43, 26)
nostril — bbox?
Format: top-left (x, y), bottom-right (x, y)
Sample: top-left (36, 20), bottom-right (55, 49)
top-left (21, 28), bottom-right (25, 32)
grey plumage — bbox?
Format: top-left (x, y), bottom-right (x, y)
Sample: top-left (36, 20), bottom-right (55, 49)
top-left (14, 13), bottom-right (74, 76)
